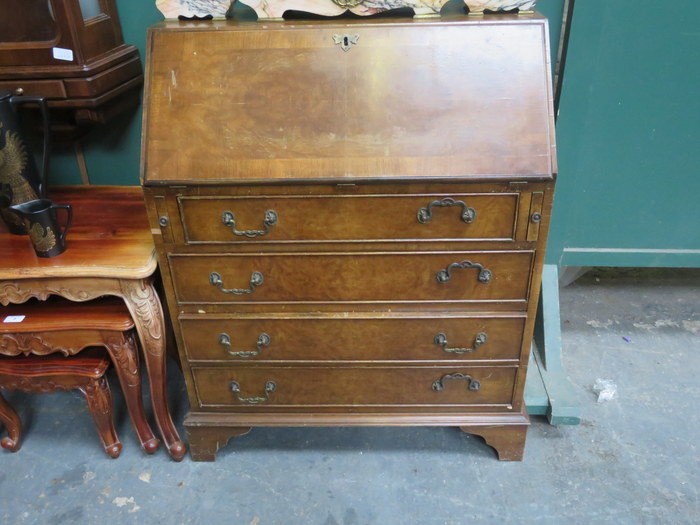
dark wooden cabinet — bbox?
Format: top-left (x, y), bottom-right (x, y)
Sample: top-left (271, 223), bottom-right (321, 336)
top-left (142, 13), bottom-right (556, 461)
top-left (0, 0), bottom-right (143, 136)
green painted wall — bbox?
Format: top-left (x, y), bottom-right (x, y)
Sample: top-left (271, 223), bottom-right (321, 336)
top-left (548, 0), bottom-right (700, 267)
top-left (48, 1), bottom-right (566, 188)
top-left (49, 0), bottom-right (162, 186)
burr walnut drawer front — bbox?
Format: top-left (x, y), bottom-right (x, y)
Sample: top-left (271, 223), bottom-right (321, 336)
top-left (191, 365), bottom-right (518, 410)
top-left (169, 251), bottom-right (534, 304)
top-left (177, 193), bottom-right (519, 244)
top-left (180, 315), bottom-right (525, 362)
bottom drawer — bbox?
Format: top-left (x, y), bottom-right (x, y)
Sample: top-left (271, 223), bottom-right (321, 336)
top-left (192, 366), bottom-right (518, 410)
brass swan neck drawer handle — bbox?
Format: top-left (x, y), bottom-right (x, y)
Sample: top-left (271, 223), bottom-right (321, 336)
top-left (219, 332), bottom-right (271, 358)
top-left (436, 260), bottom-right (492, 284)
top-left (222, 210), bottom-right (278, 238)
top-left (417, 198), bottom-right (476, 224)
top-left (209, 271), bottom-right (263, 295)
top-left (434, 332), bottom-right (487, 354)
top-left (432, 373), bottom-right (481, 392)
top-left (230, 380), bottom-right (276, 404)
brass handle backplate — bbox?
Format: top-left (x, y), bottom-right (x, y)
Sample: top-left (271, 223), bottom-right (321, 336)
top-left (436, 260), bottom-right (492, 284)
top-left (210, 271), bottom-right (263, 295)
top-left (432, 373), bottom-right (481, 392)
top-left (230, 380), bottom-right (276, 404)
top-left (417, 198), bottom-right (476, 224)
top-left (219, 332), bottom-right (270, 358)
top-left (222, 210), bottom-right (277, 238)
top-left (434, 332), bottom-right (487, 354)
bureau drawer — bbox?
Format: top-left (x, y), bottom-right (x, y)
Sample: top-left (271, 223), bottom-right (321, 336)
top-left (178, 193), bottom-right (519, 244)
top-left (192, 365), bottom-right (517, 410)
top-left (180, 314), bottom-right (525, 362)
top-left (170, 251), bottom-right (533, 304)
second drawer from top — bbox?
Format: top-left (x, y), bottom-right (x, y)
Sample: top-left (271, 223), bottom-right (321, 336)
top-left (170, 250), bottom-right (534, 305)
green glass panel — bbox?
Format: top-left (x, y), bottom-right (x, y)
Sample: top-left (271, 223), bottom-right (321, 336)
top-left (79, 0), bottom-right (104, 19)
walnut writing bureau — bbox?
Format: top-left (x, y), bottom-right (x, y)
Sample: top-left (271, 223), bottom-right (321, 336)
top-left (141, 12), bottom-right (556, 461)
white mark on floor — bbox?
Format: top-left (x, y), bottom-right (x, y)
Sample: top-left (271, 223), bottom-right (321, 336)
top-left (683, 320), bottom-right (700, 333)
top-left (138, 472), bottom-right (151, 484)
top-left (653, 319), bottom-right (681, 328)
top-left (112, 496), bottom-right (140, 512)
top-left (634, 319), bottom-right (693, 331)
top-left (587, 319), bottom-right (614, 328)
top-left (83, 471), bottom-right (96, 483)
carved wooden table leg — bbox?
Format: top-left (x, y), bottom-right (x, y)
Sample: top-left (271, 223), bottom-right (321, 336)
top-left (102, 331), bottom-right (159, 454)
top-left (119, 278), bottom-right (186, 461)
top-left (79, 376), bottom-right (122, 458)
top-left (0, 391), bottom-right (21, 452)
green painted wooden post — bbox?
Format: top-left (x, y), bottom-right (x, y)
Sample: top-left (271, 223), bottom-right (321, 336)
top-left (526, 264), bottom-right (582, 424)
top-left (533, 0), bottom-right (700, 426)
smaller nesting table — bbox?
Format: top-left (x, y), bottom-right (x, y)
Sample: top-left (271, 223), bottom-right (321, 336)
top-left (0, 348), bottom-right (120, 457)
top-left (0, 297), bottom-right (157, 456)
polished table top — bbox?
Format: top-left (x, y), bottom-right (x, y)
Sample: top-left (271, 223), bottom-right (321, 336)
top-left (0, 186), bottom-right (157, 280)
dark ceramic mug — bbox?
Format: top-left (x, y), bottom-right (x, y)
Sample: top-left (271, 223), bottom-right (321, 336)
top-left (9, 198), bottom-right (72, 257)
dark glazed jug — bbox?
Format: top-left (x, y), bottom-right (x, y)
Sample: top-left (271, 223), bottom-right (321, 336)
top-left (9, 198), bottom-right (72, 258)
top-left (0, 90), bottom-right (51, 235)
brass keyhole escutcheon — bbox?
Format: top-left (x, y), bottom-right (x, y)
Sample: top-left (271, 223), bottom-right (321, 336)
top-left (333, 34), bottom-right (359, 52)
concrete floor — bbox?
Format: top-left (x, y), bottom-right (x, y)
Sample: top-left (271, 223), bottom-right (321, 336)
top-left (1, 267), bottom-right (698, 524)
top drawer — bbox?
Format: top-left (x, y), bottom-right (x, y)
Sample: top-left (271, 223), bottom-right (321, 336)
top-left (178, 193), bottom-right (518, 244)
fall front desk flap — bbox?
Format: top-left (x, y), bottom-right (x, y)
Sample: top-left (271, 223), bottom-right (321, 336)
top-left (141, 14), bottom-right (555, 185)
